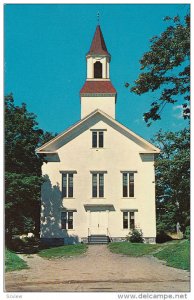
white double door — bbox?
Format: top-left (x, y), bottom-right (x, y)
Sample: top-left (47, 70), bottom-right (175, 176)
top-left (90, 211), bottom-right (108, 235)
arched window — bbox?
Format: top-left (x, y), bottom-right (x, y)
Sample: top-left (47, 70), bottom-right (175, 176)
top-left (94, 61), bottom-right (102, 78)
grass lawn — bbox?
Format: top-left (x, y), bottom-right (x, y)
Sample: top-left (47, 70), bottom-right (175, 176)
top-left (108, 241), bottom-right (160, 256)
top-left (38, 244), bottom-right (88, 259)
top-left (108, 240), bottom-right (190, 271)
top-left (5, 249), bottom-right (28, 272)
top-left (154, 240), bottom-right (190, 271)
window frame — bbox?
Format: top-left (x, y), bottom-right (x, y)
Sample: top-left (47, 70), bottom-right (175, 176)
top-left (61, 171), bottom-right (77, 198)
top-left (92, 131), bottom-right (98, 148)
top-left (92, 131), bottom-right (104, 148)
top-left (122, 171), bottom-right (136, 197)
top-left (91, 171), bottom-right (106, 198)
top-left (122, 211), bottom-right (135, 230)
top-left (61, 211), bottom-right (74, 230)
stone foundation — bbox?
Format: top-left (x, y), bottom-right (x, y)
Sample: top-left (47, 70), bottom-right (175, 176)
top-left (81, 237), bottom-right (88, 244)
top-left (109, 237), bottom-right (156, 244)
top-left (143, 237), bottom-right (156, 244)
top-left (41, 236), bottom-right (156, 245)
top-left (110, 237), bottom-right (126, 242)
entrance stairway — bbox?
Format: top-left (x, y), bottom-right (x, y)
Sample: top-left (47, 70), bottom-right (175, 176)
top-left (88, 234), bottom-right (110, 244)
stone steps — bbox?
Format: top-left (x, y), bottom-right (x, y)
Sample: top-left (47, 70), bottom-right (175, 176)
top-left (88, 235), bottom-right (110, 244)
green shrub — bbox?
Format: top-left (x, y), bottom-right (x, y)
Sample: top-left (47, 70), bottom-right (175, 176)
top-left (127, 229), bottom-right (144, 243)
top-left (184, 226), bottom-right (190, 240)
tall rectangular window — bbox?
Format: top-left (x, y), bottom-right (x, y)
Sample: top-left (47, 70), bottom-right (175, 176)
top-left (68, 212), bottom-right (73, 229)
top-left (92, 174), bottom-right (98, 197)
top-left (99, 132), bottom-right (104, 148)
top-left (123, 211), bottom-right (128, 229)
top-left (129, 173), bottom-right (134, 197)
top-left (99, 173), bottom-right (104, 197)
top-left (123, 211), bottom-right (135, 229)
top-left (61, 212), bottom-right (67, 229)
top-left (92, 173), bottom-right (104, 198)
top-left (61, 211), bottom-right (74, 230)
top-left (92, 131), bottom-right (104, 148)
top-left (92, 132), bottom-right (97, 148)
top-left (62, 174), bottom-right (67, 197)
top-left (122, 172), bottom-right (135, 197)
top-left (68, 174), bottom-right (73, 198)
top-left (130, 212), bottom-right (135, 229)
top-left (62, 173), bottom-right (74, 198)
top-left (123, 173), bottom-right (128, 197)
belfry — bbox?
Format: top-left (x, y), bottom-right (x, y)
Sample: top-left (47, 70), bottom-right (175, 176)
top-left (80, 25), bottom-right (117, 119)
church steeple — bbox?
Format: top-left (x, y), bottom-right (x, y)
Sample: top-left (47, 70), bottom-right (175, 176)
top-left (85, 25), bottom-right (111, 80)
top-left (87, 25), bottom-right (110, 57)
top-left (80, 25), bottom-right (117, 119)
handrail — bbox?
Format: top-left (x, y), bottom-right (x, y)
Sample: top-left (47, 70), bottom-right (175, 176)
top-left (88, 227), bottom-right (90, 244)
top-left (107, 227), bottom-right (113, 242)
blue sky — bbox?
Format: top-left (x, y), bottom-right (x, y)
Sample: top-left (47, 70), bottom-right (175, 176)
top-left (4, 3), bottom-right (190, 141)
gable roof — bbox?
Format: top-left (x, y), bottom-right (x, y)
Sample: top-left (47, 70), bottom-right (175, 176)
top-left (36, 109), bottom-right (160, 154)
top-left (80, 81), bottom-right (117, 95)
top-left (87, 25), bottom-right (110, 56)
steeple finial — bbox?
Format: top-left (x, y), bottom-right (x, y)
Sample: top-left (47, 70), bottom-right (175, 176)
top-left (97, 12), bottom-right (100, 24)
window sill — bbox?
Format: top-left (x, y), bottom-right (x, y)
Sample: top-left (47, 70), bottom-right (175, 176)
top-left (121, 197), bottom-right (136, 199)
top-left (90, 197), bottom-right (106, 199)
top-left (90, 148), bottom-right (106, 150)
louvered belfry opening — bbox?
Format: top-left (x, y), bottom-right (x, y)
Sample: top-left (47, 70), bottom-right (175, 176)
top-left (94, 61), bottom-right (102, 78)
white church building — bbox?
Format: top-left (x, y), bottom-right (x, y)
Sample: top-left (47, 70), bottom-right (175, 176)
top-left (36, 25), bottom-right (160, 245)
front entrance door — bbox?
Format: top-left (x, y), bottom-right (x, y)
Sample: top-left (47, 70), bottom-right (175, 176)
top-left (90, 211), bottom-right (107, 235)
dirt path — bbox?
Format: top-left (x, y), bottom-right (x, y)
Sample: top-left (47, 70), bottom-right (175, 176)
top-left (5, 245), bottom-right (190, 292)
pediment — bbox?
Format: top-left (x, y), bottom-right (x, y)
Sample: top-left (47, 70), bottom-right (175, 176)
top-left (36, 109), bottom-right (160, 154)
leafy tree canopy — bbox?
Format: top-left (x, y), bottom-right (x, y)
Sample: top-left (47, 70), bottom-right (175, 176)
top-left (153, 128), bottom-right (190, 233)
top-left (5, 94), bottom-right (56, 240)
top-left (126, 14), bottom-right (190, 126)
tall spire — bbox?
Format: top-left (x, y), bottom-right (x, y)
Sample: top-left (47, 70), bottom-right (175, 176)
top-left (87, 25), bottom-right (110, 56)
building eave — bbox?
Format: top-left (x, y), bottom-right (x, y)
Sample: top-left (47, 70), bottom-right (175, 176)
top-left (36, 109), bottom-right (160, 153)
top-left (139, 151), bottom-right (160, 154)
top-left (86, 53), bottom-right (111, 58)
top-left (36, 151), bottom-right (57, 154)
top-left (80, 93), bottom-right (116, 97)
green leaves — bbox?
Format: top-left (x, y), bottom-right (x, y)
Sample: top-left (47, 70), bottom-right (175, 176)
top-left (128, 14), bottom-right (190, 124)
top-left (5, 95), bottom-right (46, 175)
top-left (153, 128), bottom-right (190, 233)
top-left (5, 94), bottom-right (55, 240)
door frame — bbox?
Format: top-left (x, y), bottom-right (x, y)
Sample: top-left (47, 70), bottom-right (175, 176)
top-left (88, 208), bottom-right (109, 235)
top-left (90, 210), bottom-right (108, 235)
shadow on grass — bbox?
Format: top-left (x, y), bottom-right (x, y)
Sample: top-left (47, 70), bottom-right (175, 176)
top-left (6, 236), bottom-right (75, 254)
